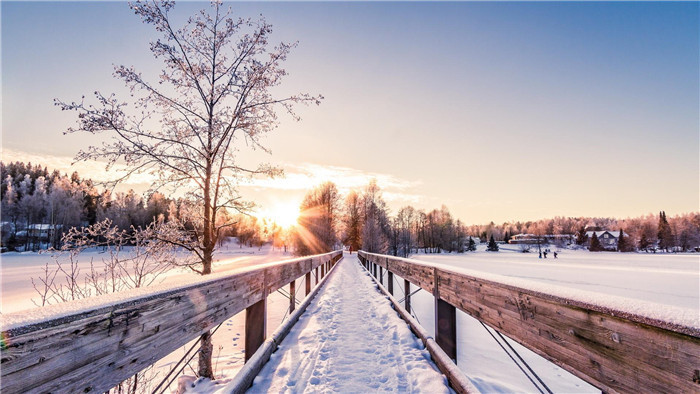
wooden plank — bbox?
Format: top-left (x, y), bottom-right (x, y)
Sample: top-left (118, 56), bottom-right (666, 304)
top-left (360, 251), bottom-right (700, 393)
top-left (245, 298), bottom-right (267, 362)
top-left (434, 266), bottom-right (457, 361)
top-left (289, 280), bottom-right (296, 313)
top-left (404, 279), bottom-right (411, 312)
top-left (305, 272), bottom-right (311, 296)
top-left (388, 271), bottom-right (394, 296)
top-left (1, 250), bottom-right (341, 394)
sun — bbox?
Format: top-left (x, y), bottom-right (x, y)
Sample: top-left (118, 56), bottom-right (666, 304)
top-left (260, 200), bottom-right (301, 229)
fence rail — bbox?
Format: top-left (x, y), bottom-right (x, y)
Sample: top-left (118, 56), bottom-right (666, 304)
top-left (358, 250), bottom-right (700, 393)
top-left (1, 250), bottom-right (342, 393)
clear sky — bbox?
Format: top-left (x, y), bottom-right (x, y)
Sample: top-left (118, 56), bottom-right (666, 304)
top-left (2, 1), bottom-right (698, 225)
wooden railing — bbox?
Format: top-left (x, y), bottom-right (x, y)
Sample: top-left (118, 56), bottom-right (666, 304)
top-left (1, 250), bottom-right (343, 393)
top-left (358, 251), bottom-right (700, 393)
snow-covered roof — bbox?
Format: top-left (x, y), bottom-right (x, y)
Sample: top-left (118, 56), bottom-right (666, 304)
top-left (586, 230), bottom-right (624, 239)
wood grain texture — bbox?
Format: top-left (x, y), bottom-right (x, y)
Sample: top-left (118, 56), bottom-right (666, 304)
top-left (359, 251), bottom-right (700, 393)
top-left (1, 250), bottom-right (341, 394)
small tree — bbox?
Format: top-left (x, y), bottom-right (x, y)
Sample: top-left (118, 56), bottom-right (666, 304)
top-left (503, 230), bottom-right (511, 244)
top-left (657, 211), bottom-right (673, 252)
top-left (575, 226), bottom-right (588, 246)
top-left (467, 236), bottom-right (477, 251)
top-left (487, 235), bottom-right (499, 252)
top-left (617, 228), bottom-right (630, 252)
top-left (638, 232), bottom-right (650, 251)
top-left (589, 232), bottom-right (602, 252)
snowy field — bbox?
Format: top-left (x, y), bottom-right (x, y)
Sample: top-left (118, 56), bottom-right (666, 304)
top-left (2, 243), bottom-right (698, 393)
top-left (1, 240), bottom-right (290, 314)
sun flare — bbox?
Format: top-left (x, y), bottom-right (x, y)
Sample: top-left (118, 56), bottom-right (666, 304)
top-left (259, 200), bottom-right (301, 228)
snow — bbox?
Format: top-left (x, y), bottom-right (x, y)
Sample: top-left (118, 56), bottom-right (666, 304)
top-left (240, 255), bottom-right (451, 393)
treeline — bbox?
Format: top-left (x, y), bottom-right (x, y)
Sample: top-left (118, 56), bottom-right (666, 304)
top-left (291, 180), bottom-right (475, 257)
top-left (0, 162), bottom-right (176, 250)
top-left (292, 180), bottom-right (700, 257)
top-left (466, 212), bottom-right (700, 253)
top-left (3, 161), bottom-right (699, 255)
top-left (0, 161), bottom-right (268, 252)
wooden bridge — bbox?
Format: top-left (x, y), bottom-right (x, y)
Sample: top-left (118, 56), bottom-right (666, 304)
top-left (2, 250), bottom-right (699, 393)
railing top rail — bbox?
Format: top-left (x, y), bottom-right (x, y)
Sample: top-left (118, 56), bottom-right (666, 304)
top-left (358, 250), bottom-right (699, 337)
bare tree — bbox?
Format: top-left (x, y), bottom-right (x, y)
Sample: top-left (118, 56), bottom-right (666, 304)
top-left (295, 181), bottom-right (340, 255)
top-left (56, 0), bottom-right (321, 378)
top-left (341, 190), bottom-right (362, 253)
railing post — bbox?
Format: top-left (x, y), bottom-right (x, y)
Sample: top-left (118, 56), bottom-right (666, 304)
top-left (289, 280), bottom-right (296, 313)
top-left (434, 268), bottom-right (457, 361)
top-left (316, 267), bottom-right (319, 284)
top-left (404, 279), bottom-right (411, 312)
top-left (388, 271), bottom-right (394, 295)
top-left (305, 272), bottom-right (311, 296)
top-left (245, 297), bottom-right (267, 362)
top-left (379, 266), bottom-right (384, 285)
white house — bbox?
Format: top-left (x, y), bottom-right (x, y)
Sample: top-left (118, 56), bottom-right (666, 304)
top-left (586, 230), bottom-right (625, 249)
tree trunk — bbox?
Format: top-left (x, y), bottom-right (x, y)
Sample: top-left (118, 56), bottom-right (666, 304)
top-left (198, 330), bottom-right (214, 379)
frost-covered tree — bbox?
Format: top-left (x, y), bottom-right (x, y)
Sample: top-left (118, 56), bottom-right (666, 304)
top-left (295, 182), bottom-right (340, 255)
top-left (55, 0), bottom-right (321, 379)
top-left (361, 180), bottom-right (390, 254)
top-left (341, 190), bottom-right (362, 253)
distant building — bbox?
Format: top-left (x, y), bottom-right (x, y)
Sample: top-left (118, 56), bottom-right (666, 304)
top-left (585, 230), bottom-right (625, 250)
top-left (508, 234), bottom-right (573, 245)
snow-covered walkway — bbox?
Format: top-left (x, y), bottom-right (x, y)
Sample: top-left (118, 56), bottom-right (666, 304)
top-left (247, 254), bottom-right (451, 393)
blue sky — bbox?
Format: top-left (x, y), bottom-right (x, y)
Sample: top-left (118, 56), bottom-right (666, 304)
top-left (2, 1), bottom-right (698, 224)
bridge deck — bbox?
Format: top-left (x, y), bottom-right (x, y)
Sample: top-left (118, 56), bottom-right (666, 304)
top-left (246, 254), bottom-right (451, 393)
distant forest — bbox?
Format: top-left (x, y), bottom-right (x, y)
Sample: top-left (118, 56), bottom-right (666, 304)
top-left (1, 161), bottom-right (699, 255)
top-left (293, 181), bottom-right (700, 258)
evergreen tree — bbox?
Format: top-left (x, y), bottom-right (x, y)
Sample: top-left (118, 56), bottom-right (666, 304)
top-left (503, 231), bottom-right (511, 244)
top-left (575, 226), bottom-right (588, 245)
top-left (487, 235), bottom-right (499, 251)
top-left (467, 236), bottom-right (476, 251)
top-left (638, 232), bottom-right (650, 251)
top-left (589, 232), bottom-right (602, 252)
top-left (657, 211), bottom-right (673, 252)
top-left (617, 228), bottom-right (627, 252)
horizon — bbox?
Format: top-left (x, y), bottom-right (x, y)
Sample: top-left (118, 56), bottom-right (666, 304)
top-left (2, 1), bottom-right (698, 225)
